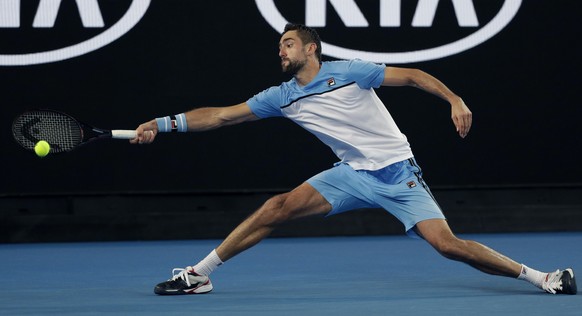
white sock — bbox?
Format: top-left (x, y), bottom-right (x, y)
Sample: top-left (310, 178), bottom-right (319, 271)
top-left (517, 264), bottom-right (547, 289)
top-left (192, 249), bottom-right (223, 276)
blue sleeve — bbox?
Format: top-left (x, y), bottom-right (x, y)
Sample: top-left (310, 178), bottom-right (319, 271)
top-left (246, 86), bottom-right (284, 119)
top-left (346, 59), bottom-right (385, 89)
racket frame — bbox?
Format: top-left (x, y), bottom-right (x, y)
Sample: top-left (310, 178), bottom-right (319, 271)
top-left (12, 109), bottom-right (136, 154)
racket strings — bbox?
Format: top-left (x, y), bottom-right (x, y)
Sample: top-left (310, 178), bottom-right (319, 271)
top-left (12, 111), bottom-right (83, 153)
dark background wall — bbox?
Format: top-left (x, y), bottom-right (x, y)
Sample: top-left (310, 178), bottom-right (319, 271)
top-left (0, 1), bottom-right (581, 242)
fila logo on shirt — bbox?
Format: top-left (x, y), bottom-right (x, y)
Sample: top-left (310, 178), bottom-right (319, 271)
top-left (255, 0), bottom-right (522, 64)
top-left (0, 0), bottom-right (151, 66)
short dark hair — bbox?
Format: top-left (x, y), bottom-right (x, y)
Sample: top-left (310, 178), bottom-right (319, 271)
top-left (283, 23), bottom-right (322, 63)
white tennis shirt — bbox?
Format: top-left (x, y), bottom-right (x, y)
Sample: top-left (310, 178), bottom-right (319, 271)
top-left (247, 59), bottom-right (413, 171)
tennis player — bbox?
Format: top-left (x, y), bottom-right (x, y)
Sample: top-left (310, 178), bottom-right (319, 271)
top-left (131, 23), bottom-right (576, 296)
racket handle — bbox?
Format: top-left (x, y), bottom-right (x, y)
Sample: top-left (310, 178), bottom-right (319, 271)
top-left (111, 130), bottom-right (137, 139)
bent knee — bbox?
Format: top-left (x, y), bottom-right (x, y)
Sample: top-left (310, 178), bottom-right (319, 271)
top-left (255, 185), bottom-right (330, 225)
top-left (257, 193), bottom-right (294, 224)
top-left (431, 236), bottom-right (467, 259)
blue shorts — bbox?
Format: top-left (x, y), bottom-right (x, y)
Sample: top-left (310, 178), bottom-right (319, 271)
top-left (306, 158), bottom-right (445, 238)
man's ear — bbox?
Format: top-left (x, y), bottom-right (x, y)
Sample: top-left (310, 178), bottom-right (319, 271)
top-left (306, 42), bottom-right (317, 56)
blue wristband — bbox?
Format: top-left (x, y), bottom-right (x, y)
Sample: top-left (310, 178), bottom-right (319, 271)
top-left (175, 113), bottom-right (187, 132)
top-left (155, 116), bottom-right (171, 132)
top-left (155, 113), bottom-right (187, 132)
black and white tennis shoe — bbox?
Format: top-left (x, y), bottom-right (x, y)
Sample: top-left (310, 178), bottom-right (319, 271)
top-left (542, 268), bottom-right (577, 295)
top-left (154, 267), bottom-right (213, 295)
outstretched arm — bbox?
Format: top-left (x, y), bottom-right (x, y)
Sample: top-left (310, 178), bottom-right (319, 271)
top-left (382, 67), bottom-right (472, 138)
top-left (130, 102), bottom-right (258, 144)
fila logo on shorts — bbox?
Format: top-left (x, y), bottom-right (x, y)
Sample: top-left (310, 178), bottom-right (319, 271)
top-left (255, 0), bottom-right (522, 64)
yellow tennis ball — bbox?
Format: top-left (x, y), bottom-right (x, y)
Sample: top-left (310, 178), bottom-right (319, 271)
top-left (34, 140), bottom-right (51, 157)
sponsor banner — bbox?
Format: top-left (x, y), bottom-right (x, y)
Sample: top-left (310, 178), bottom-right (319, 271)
top-left (256, 0), bottom-right (522, 63)
top-left (0, 0), bottom-right (150, 66)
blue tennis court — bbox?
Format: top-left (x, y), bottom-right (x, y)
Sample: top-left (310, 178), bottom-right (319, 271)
top-left (1, 233), bottom-right (580, 315)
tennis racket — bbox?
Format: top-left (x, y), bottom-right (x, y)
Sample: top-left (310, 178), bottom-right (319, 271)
top-left (12, 109), bottom-right (137, 154)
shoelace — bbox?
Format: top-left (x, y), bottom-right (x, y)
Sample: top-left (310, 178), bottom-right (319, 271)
top-left (543, 269), bottom-right (563, 294)
top-left (171, 266), bottom-right (195, 287)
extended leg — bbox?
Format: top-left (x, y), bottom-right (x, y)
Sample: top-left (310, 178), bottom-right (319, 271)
top-left (414, 219), bottom-right (577, 294)
top-left (414, 219), bottom-right (521, 277)
top-left (153, 182), bottom-right (331, 295)
top-left (216, 182), bottom-right (331, 261)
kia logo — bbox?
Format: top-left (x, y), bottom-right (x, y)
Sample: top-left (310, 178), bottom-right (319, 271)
top-left (256, 0), bottom-right (522, 63)
top-left (0, 0), bottom-right (151, 66)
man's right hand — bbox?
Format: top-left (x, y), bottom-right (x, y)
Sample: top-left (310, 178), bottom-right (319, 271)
top-left (130, 119), bottom-right (158, 144)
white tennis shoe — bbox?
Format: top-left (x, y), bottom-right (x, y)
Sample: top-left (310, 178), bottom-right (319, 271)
top-left (542, 268), bottom-right (577, 295)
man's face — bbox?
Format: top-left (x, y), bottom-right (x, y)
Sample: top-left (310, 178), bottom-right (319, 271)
top-left (278, 31), bottom-right (308, 75)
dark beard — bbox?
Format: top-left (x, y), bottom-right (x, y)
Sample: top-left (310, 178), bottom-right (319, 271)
top-left (281, 59), bottom-right (306, 75)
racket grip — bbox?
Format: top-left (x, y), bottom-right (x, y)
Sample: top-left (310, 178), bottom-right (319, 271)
top-left (111, 130), bottom-right (137, 139)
